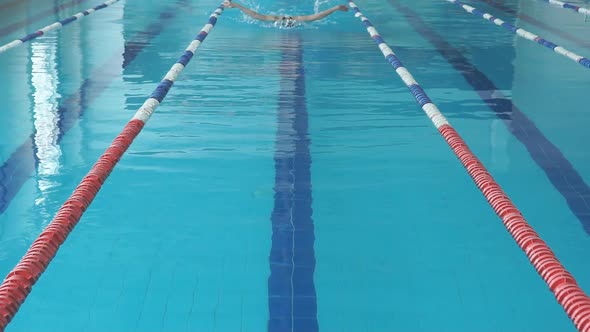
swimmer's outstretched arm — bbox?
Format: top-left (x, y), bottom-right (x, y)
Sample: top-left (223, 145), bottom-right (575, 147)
top-left (223, 1), bottom-right (279, 21)
top-left (293, 5), bottom-right (349, 22)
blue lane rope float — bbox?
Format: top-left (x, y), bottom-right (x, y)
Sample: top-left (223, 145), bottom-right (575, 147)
top-left (542, 0), bottom-right (590, 16)
top-left (0, 0), bottom-right (120, 54)
top-left (474, 0), bottom-right (590, 49)
top-left (131, 4), bottom-right (224, 124)
top-left (447, 0), bottom-right (590, 69)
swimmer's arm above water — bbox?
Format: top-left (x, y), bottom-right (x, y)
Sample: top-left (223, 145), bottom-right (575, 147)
top-left (292, 5), bottom-right (349, 22)
top-left (223, 1), bottom-right (349, 22)
top-left (223, 1), bottom-right (280, 21)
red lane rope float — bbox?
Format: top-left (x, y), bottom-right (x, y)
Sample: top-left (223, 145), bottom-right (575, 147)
top-left (0, 120), bottom-right (143, 328)
top-left (442, 125), bottom-right (590, 330)
top-left (348, 1), bottom-right (590, 330)
top-left (0, 3), bottom-right (226, 330)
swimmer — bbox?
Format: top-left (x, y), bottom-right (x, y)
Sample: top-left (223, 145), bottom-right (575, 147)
top-left (223, 1), bottom-right (349, 27)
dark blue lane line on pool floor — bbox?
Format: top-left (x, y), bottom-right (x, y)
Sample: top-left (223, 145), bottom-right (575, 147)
top-left (269, 33), bottom-right (318, 332)
top-left (388, 0), bottom-right (590, 234)
top-left (0, 0), bottom-right (88, 38)
top-left (476, 0), bottom-right (590, 50)
top-left (0, 1), bottom-right (187, 215)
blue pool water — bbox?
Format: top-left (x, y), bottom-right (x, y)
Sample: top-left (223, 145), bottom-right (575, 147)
top-left (1, 0), bottom-right (590, 331)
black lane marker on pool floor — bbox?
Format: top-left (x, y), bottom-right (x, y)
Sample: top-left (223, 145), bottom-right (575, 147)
top-left (476, 0), bottom-right (590, 50)
top-left (268, 33), bottom-right (318, 332)
top-left (388, 0), bottom-right (590, 234)
top-left (0, 0), bottom-right (187, 215)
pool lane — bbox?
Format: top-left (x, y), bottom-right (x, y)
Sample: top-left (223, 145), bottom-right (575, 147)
top-left (476, 0), bottom-right (590, 50)
top-left (388, 0), bottom-right (590, 237)
top-left (0, 0), bottom-right (89, 38)
top-left (268, 32), bottom-right (318, 332)
top-left (0, 0), bottom-right (189, 215)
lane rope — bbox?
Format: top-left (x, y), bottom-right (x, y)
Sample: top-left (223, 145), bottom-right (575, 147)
top-left (0, 3), bottom-right (225, 331)
top-left (542, 0), bottom-right (590, 16)
top-left (0, 0), bottom-right (120, 54)
top-left (447, 0), bottom-right (590, 69)
top-left (349, 1), bottom-right (590, 331)
top-left (474, 0), bottom-right (590, 50)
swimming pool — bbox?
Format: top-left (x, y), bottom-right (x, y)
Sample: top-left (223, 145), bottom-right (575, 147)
top-left (1, 0), bottom-right (590, 330)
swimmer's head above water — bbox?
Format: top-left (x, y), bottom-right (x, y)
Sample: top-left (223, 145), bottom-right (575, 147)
top-left (276, 16), bottom-right (296, 28)
top-left (223, 1), bottom-right (348, 27)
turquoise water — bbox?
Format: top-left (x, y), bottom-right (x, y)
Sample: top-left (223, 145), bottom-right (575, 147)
top-left (1, 0), bottom-right (590, 331)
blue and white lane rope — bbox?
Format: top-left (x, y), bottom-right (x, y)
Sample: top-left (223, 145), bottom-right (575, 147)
top-left (447, 0), bottom-right (590, 70)
top-left (347, 2), bottom-right (449, 129)
top-left (0, 0), bottom-right (119, 54)
top-left (132, 4), bottom-right (224, 123)
top-left (543, 0), bottom-right (590, 16)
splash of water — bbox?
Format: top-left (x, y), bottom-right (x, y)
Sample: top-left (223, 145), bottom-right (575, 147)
top-left (313, 0), bottom-right (331, 13)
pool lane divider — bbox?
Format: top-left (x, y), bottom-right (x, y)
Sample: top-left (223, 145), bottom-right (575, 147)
top-left (0, 0), bottom-right (120, 54)
top-left (447, 0), bottom-right (590, 69)
top-left (0, 3), bottom-right (225, 330)
top-left (390, 0), bottom-right (590, 247)
top-left (0, 0), bottom-right (88, 37)
top-left (349, 1), bottom-right (590, 331)
top-left (475, 0), bottom-right (590, 50)
top-left (543, 0), bottom-right (590, 16)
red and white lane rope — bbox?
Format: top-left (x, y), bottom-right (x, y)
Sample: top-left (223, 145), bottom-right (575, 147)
top-left (0, 0), bottom-right (120, 54)
top-left (0, 3), bottom-right (225, 331)
top-left (349, 1), bottom-right (590, 331)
